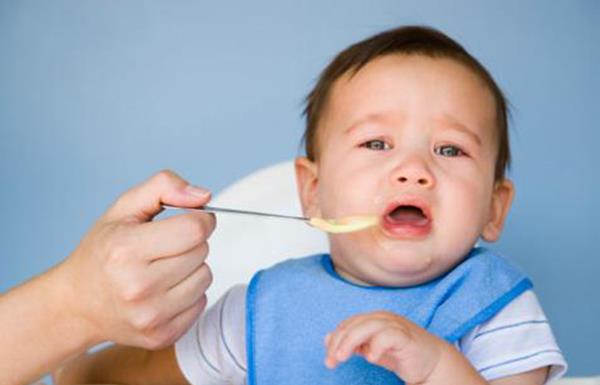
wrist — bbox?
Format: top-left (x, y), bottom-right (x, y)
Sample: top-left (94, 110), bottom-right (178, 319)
top-left (420, 341), bottom-right (486, 385)
top-left (49, 259), bottom-right (104, 350)
top-left (0, 260), bottom-right (103, 383)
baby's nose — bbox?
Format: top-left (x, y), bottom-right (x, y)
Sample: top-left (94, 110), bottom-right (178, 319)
top-left (397, 175), bottom-right (433, 187)
top-left (392, 158), bottom-right (435, 188)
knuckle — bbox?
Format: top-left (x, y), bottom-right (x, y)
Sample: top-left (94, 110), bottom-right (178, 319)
top-left (372, 311), bottom-right (395, 321)
top-left (337, 318), bottom-right (352, 331)
top-left (197, 264), bottom-right (213, 286)
top-left (111, 191), bottom-right (132, 213)
top-left (142, 334), bottom-right (166, 350)
top-left (105, 237), bottom-right (128, 263)
top-left (121, 282), bottom-right (149, 302)
top-left (105, 229), bottom-right (135, 264)
top-left (204, 265), bottom-right (214, 285)
top-left (203, 214), bottom-right (216, 234)
top-left (155, 169), bottom-right (177, 183)
top-left (144, 326), bottom-right (178, 350)
top-left (198, 293), bottom-right (208, 311)
top-left (151, 169), bottom-right (180, 189)
top-left (108, 246), bottom-right (128, 264)
top-left (182, 216), bottom-right (206, 244)
top-left (188, 244), bottom-right (209, 267)
top-left (199, 242), bottom-right (210, 258)
top-left (162, 326), bottom-right (181, 346)
top-left (131, 313), bottom-right (148, 331)
top-left (390, 322), bottom-right (411, 337)
top-left (132, 309), bottom-right (161, 332)
top-left (399, 324), bottom-right (413, 337)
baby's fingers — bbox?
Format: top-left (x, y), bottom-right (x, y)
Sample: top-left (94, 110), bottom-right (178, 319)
top-left (325, 315), bottom-right (366, 360)
top-left (363, 326), bottom-right (412, 364)
top-left (326, 318), bottom-right (387, 367)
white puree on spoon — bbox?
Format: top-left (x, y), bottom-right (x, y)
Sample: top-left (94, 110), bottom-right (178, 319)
top-left (309, 215), bottom-right (378, 234)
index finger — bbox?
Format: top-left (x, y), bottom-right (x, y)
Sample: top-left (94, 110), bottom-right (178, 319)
top-left (133, 210), bottom-right (216, 261)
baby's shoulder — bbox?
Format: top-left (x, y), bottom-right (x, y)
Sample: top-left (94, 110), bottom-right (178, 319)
top-left (466, 290), bottom-right (547, 337)
top-left (458, 290), bottom-right (567, 382)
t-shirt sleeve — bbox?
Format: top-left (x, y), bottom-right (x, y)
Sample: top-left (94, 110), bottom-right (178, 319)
top-left (175, 284), bottom-right (248, 385)
top-left (458, 290), bottom-right (567, 384)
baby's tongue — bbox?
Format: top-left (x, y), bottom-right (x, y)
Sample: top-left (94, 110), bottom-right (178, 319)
top-left (389, 206), bottom-right (428, 225)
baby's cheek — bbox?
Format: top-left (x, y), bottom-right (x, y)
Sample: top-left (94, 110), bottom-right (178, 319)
top-left (317, 182), bottom-right (347, 218)
top-left (444, 190), bottom-right (488, 243)
top-left (320, 180), bottom-right (360, 217)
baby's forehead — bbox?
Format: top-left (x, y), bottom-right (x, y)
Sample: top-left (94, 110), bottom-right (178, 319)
top-left (330, 55), bottom-right (495, 108)
top-left (321, 54), bottom-right (499, 140)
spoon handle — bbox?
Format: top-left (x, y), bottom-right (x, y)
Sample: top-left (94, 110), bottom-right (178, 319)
top-left (163, 204), bottom-right (309, 222)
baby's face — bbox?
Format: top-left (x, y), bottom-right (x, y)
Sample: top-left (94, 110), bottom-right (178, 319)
top-left (296, 54), bottom-right (514, 286)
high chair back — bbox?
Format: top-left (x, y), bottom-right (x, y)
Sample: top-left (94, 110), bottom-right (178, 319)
top-left (206, 160), bottom-right (328, 305)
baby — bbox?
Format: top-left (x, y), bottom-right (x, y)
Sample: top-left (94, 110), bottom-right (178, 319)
top-left (55, 26), bottom-right (567, 385)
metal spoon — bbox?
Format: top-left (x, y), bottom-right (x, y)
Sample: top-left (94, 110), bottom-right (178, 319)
top-left (163, 205), bottom-right (377, 234)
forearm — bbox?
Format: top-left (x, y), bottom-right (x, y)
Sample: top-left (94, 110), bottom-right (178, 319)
top-left (420, 342), bottom-right (550, 385)
top-left (54, 345), bottom-right (189, 385)
top-left (0, 262), bottom-right (99, 385)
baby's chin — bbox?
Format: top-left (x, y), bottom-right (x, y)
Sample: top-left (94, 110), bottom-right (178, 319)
top-left (341, 262), bottom-right (438, 288)
top-left (333, 239), bottom-right (453, 287)
top-left (332, 251), bottom-right (439, 288)
top-left (370, 255), bottom-right (440, 287)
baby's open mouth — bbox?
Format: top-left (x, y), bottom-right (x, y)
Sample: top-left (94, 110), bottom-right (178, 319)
top-left (382, 202), bottom-right (432, 238)
top-left (385, 205), bottom-right (430, 226)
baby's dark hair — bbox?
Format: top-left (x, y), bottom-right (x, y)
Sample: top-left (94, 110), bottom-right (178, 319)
top-left (302, 25), bottom-right (511, 181)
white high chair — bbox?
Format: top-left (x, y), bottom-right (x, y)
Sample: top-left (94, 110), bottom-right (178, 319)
top-left (206, 160), bottom-right (328, 305)
top-left (205, 159), bottom-right (596, 385)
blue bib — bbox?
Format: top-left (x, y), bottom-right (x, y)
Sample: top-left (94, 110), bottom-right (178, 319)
top-left (246, 247), bottom-right (531, 385)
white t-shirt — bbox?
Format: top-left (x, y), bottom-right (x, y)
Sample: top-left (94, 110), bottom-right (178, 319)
top-left (176, 286), bottom-right (567, 385)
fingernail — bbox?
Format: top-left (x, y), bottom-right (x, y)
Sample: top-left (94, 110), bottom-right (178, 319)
top-left (185, 185), bottom-right (210, 198)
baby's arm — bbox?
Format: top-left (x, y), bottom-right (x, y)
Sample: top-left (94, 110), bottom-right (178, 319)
top-left (490, 368), bottom-right (549, 385)
top-left (325, 311), bottom-right (549, 385)
top-left (54, 345), bottom-right (189, 385)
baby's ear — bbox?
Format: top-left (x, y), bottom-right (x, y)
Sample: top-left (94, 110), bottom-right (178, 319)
top-left (482, 179), bottom-right (515, 242)
top-left (295, 157), bottom-right (321, 218)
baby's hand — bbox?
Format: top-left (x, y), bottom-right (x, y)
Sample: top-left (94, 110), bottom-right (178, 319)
top-left (324, 311), bottom-right (448, 384)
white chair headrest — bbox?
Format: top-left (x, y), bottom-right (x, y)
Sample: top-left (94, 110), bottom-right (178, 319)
top-left (206, 160), bottom-right (328, 304)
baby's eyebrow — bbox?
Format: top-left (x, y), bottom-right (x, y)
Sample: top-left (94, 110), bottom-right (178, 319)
top-left (344, 113), bottom-right (387, 135)
top-left (440, 116), bottom-right (482, 146)
top-left (344, 112), bottom-right (484, 146)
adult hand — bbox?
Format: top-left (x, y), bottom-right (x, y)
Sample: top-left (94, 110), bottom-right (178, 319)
top-left (61, 170), bottom-right (216, 349)
top-left (1, 170), bottom-right (216, 385)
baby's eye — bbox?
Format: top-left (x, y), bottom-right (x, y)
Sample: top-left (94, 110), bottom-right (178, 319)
top-left (360, 139), bottom-right (391, 151)
top-left (434, 145), bottom-right (465, 157)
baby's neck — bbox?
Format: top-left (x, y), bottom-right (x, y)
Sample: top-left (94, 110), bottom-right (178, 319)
top-left (332, 264), bottom-right (375, 286)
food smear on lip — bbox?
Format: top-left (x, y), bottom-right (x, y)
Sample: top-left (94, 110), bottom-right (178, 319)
top-left (309, 215), bottom-right (378, 234)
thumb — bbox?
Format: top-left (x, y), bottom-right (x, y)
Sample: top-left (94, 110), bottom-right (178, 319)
top-left (105, 170), bottom-right (211, 222)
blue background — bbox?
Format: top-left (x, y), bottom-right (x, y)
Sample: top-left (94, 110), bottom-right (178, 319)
top-left (1, 0), bottom-right (598, 377)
